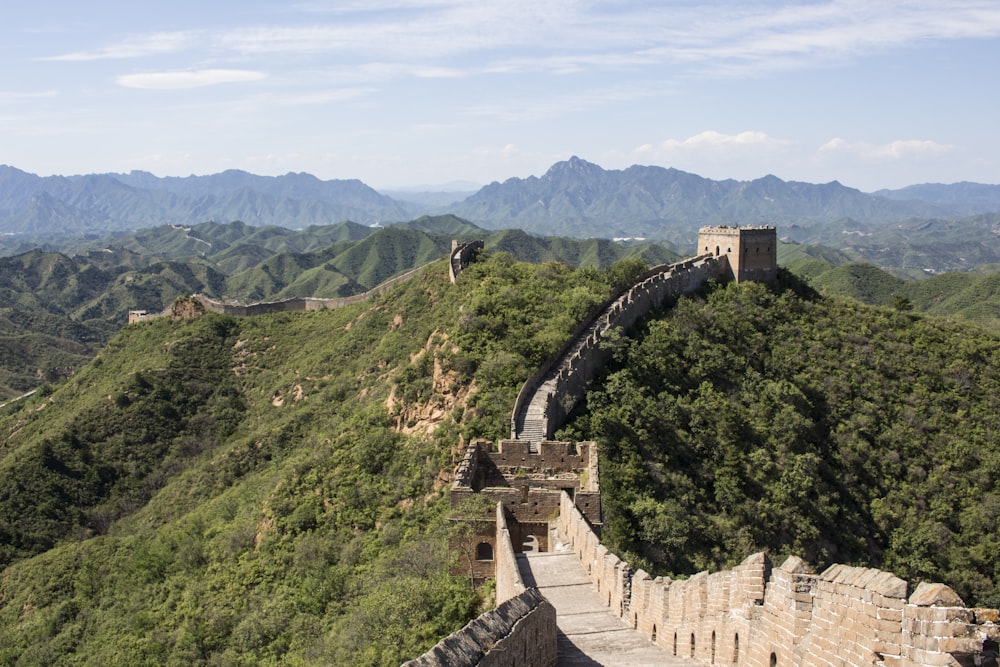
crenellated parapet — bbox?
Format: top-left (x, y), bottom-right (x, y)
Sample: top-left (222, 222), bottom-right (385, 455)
top-left (510, 254), bottom-right (728, 441)
top-left (559, 492), bottom-right (1000, 667)
top-left (400, 587), bottom-right (556, 667)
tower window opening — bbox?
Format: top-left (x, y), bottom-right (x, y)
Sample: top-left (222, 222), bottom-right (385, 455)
top-left (475, 542), bottom-right (494, 561)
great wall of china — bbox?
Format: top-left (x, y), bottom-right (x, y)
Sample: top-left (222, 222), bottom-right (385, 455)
top-left (126, 229), bottom-right (1000, 665)
top-left (408, 226), bottom-right (1000, 667)
top-left (127, 240), bottom-right (484, 323)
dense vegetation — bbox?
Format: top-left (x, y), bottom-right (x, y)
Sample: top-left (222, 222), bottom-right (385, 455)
top-left (0, 219), bottom-right (679, 399)
top-left (0, 254), bottom-right (623, 665)
top-left (792, 257), bottom-right (1000, 329)
top-left (560, 273), bottom-right (1000, 607)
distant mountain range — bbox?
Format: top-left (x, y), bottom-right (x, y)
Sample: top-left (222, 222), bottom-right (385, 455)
top-left (4, 159), bottom-right (1000, 243)
top-left (0, 165), bottom-right (420, 236)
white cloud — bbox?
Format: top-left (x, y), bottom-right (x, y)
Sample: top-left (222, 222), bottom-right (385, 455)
top-left (38, 2), bottom-right (1000, 84)
top-left (413, 67), bottom-right (465, 79)
top-left (635, 131), bottom-right (790, 159)
top-left (820, 137), bottom-right (954, 161)
top-left (44, 31), bottom-right (196, 61)
top-left (0, 90), bottom-right (58, 102)
top-left (117, 69), bottom-right (268, 90)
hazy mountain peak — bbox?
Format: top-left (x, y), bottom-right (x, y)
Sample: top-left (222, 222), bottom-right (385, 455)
top-left (544, 156), bottom-right (604, 178)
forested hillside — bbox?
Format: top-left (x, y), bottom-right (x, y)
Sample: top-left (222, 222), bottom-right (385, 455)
top-left (788, 257), bottom-right (1000, 329)
top-left (4, 247), bottom-right (1000, 664)
top-left (0, 220), bottom-right (679, 398)
top-left (560, 275), bottom-right (1000, 607)
top-left (0, 254), bottom-right (622, 665)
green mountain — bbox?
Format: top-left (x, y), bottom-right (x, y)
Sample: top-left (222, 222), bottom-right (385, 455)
top-left (778, 213), bottom-right (1000, 275)
top-left (3, 254), bottom-right (1000, 666)
top-left (9, 161), bottom-right (1000, 258)
top-left (0, 254), bottom-right (621, 665)
top-left (786, 257), bottom-right (1000, 329)
top-left (559, 275), bottom-right (1000, 608)
top-left (0, 166), bottom-right (420, 235)
top-left (874, 182), bottom-right (1000, 216)
top-left (0, 220), bottom-right (683, 398)
top-left (446, 157), bottom-right (950, 241)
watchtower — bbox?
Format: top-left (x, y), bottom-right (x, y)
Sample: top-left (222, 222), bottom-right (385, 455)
top-left (697, 225), bottom-right (777, 283)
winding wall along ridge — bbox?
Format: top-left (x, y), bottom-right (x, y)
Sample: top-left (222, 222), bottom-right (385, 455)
top-left (511, 254), bottom-right (725, 442)
top-left (130, 242), bottom-right (483, 323)
top-left (412, 235), bottom-right (999, 666)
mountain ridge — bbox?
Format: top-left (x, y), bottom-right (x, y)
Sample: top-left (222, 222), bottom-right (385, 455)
top-left (5, 160), bottom-right (1000, 242)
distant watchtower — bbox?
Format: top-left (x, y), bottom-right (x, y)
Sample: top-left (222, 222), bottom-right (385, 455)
top-left (697, 225), bottom-right (777, 283)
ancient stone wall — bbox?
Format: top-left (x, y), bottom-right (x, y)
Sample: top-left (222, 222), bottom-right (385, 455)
top-left (128, 258), bottom-right (443, 323)
top-left (192, 261), bottom-right (430, 316)
top-left (697, 225), bottom-right (777, 284)
top-left (558, 493), bottom-right (1000, 666)
top-left (401, 588), bottom-right (557, 667)
top-left (488, 439), bottom-right (594, 476)
top-left (511, 254), bottom-right (728, 441)
top-left (450, 240), bottom-right (484, 283)
top-left (495, 502), bottom-right (527, 603)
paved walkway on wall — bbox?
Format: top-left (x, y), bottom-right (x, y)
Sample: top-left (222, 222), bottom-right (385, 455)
top-left (517, 529), bottom-right (696, 666)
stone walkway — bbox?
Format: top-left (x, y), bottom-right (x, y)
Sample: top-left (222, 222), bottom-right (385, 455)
top-left (517, 529), bottom-right (696, 666)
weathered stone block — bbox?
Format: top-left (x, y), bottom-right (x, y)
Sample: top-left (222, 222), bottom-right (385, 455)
top-left (910, 582), bottom-right (965, 608)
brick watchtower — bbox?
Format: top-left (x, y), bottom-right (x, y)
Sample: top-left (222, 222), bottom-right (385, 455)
top-left (697, 225), bottom-right (777, 283)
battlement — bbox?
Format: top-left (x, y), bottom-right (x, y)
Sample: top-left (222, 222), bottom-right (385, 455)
top-left (449, 439), bottom-right (602, 586)
top-left (560, 493), bottom-right (1000, 667)
top-left (697, 225), bottom-right (778, 283)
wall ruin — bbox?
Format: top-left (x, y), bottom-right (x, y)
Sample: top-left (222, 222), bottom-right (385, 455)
top-left (449, 439), bottom-right (601, 587)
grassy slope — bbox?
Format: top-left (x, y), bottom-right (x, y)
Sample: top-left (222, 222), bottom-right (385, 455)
top-left (0, 254), bottom-right (618, 666)
top-left (0, 223), bottom-right (684, 398)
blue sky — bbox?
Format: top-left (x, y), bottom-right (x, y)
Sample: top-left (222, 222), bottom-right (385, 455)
top-left (2, 1), bottom-right (999, 191)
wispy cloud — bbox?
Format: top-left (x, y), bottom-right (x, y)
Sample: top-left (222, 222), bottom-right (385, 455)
top-left (0, 90), bottom-right (58, 102)
top-left (275, 88), bottom-right (376, 105)
top-left (39, 2), bottom-right (1000, 83)
top-left (117, 69), bottom-right (268, 90)
top-left (635, 131), bottom-right (791, 160)
top-left (820, 137), bottom-right (954, 161)
top-left (637, 1), bottom-right (1000, 76)
top-left (44, 31), bottom-right (196, 61)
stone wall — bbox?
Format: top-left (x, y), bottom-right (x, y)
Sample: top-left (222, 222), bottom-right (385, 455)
top-left (192, 262), bottom-right (430, 316)
top-left (511, 254), bottom-right (728, 441)
top-left (558, 493), bottom-right (1000, 666)
top-left (411, 501), bottom-right (557, 667)
top-left (450, 440), bottom-right (602, 540)
top-left (128, 260), bottom-right (439, 324)
top-left (401, 588), bottom-right (557, 667)
top-left (495, 502), bottom-right (527, 603)
top-left (697, 225), bottom-right (777, 284)
top-left (450, 240), bottom-right (484, 283)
